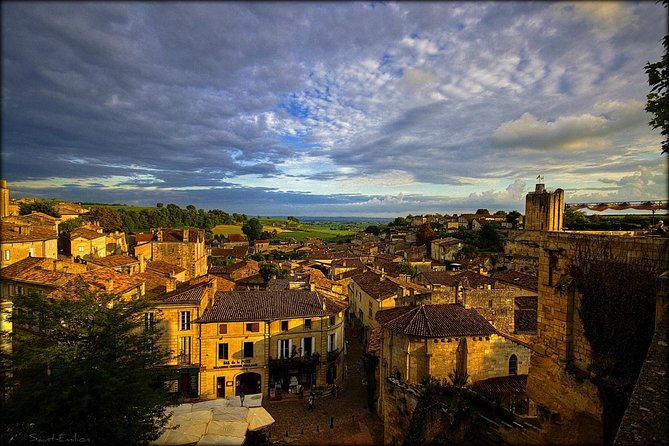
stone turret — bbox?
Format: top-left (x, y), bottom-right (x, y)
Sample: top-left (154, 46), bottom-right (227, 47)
top-left (524, 183), bottom-right (564, 231)
top-left (0, 179), bottom-right (9, 218)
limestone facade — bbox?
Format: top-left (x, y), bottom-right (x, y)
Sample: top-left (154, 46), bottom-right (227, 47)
top-left (524, 183), bottom-right (564, 231)
top-left (194, 290), bottom-right (347, 401)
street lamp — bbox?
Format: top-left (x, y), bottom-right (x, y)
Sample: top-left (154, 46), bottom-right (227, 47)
top-left (240, 392), bottom-right (245, 407)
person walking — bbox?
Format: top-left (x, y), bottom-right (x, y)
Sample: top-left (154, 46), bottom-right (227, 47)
top-left (308, 393), bottom-right (315, 412)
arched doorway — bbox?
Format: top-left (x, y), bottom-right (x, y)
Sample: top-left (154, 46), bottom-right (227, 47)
top-left (236, 372), bottom-right (262, 395)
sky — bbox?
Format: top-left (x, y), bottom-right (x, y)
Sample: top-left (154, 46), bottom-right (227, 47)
top-left (2, 2), bottom-right (667, 217)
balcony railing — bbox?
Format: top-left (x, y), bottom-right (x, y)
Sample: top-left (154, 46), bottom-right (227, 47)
top-left (327, 348), bottom-right (341, 362)
top-left (177, 352), bottom-right (191, 365)
top-left (269, 352), bottom-right (320, 369)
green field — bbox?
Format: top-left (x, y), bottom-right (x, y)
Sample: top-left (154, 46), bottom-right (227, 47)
top-left (213, 218), bottom-right (358, 242)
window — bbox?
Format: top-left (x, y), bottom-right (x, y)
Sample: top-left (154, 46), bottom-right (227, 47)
top-left (278, 339), bottom-right (291, 359)
top-left (144, 312), bottom-right (155, 330)
top-left (243, 341), bottom-right (254, 358)
top-left (329, 315), bottom-right (336, 326)
top-left (78, 246), bottom-right (84, 253)
top-left (304, 319), bottom-right (312, 329)
top-left (179, 336), bottom-right (191, 364)
top-left (3, 250), bottom-right (9, 261)
top-left (180, 311), bottom-right (191, 330)
top-left (302, 337), bottom-right (314, 356)
top-left (488, 299), bottom-right (493, 308)
top-left (281, 320), bottom-right (289, 331)
top-left (218, 343), bottom-right (228, 360)
top-left (246, 322), bottom-right (259, 332)
top-left (328, 333), bottom-right (337, 352)
top-left (218, 324), bottom-right (227, 335)
top-left (17, 286), bottom-right (24, 296)
top-left (368, 302), bottom-right (373, 318)
top-left (509, 354), bottom-right (518, 375)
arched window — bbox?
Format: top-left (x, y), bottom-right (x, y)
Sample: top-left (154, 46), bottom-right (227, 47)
top-left (509, 354), bottom-right (518, 375)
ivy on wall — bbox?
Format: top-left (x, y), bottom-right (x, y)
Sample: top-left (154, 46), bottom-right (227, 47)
top-left (568, 239), bottom-right (667, 444)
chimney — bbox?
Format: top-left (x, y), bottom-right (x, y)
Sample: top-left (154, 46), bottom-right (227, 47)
top-left (138, 253), bottom-right (146, 273)
top-left (106, 278), bottom-right (115, 291)
top-left (183, 228), bottom-right (189, 242)
top-left (166, 275), bottom-right (177, 293)
top-left (53, 259), bottom-right (63, 272)
top-left (310, 283), bottom-right (316, 292)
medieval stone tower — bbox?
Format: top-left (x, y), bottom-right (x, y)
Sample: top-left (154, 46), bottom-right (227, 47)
top-left (0, 179), bottom-right (9, 218)
top-left (524, 183), bottom-right (564, 231)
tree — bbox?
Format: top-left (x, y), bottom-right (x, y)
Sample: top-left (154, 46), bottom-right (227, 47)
top-left (18, 199), bottom-right (61, 218)
top-left (564, 208), bottom-right (589, 227)
top-left (389, 216), bottom-right (409, 228)
top-left (475, 209), bottom-right (490, 216)
top-left (415, 223), bottom-right (437, 248)
top-left (287, 216), bottom-right (300, 224)
top-left (506, 210), bottom-right (522, 226)
top-left (259, 262), bottom-right (289, 282)
top-left (645, 2), bottom-right (668, 154)
top-left (1, 290), bottom-right (174, 444)
top-left (363, 225), bottom-right (383, 236)
top-left (241, 218), bottom-right (263, 243)
top-left (156, 202), bottom-right (164, 208)
top-left (89, 207), bottom-right (122, 232)
top-left (397, 261), bottom-right (418, 278)
top-left (479, 223), bottom-right (503, 251)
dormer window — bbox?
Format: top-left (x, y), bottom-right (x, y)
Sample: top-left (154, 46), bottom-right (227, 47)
top-left (281, 320), bottom-right (289, 331)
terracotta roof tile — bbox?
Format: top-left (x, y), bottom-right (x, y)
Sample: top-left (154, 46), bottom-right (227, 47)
top-left (351, 269), bottom-right (399, 300)
top-left (1, 225), bottom-right (58, 242)
top-left (376, 304), bottom-right (497, 338)
top-left (491, 270), bottom-right (538, 292)
top-left (196, 290), bottom-right (344, 323)
top-left (470, 374), bottom-right (527, 401)
top-left (514, 296), bottom-right (538, 333)
top-left (156, 283), bottom-right (207, 305)
top-left (146, 260), bottom-right (186, 276)
top-left (87, 255), bottom-right (139, 268)
top-left (70, 227), bottom-right (105, 240)
top-left (367, 327), bottom-right (382, 356)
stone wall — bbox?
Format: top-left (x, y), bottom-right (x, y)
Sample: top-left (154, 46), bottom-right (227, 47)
top-left (381, 330), bottom-right (531, 385)
top-left (151, 240), bottom-right (207, 280)
top-left (463, 288), bottom-right (519, 334)
top-left (522, 230), bottom-right (669, 440)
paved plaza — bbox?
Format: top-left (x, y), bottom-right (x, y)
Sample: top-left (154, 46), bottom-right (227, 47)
top-left (263, 334), bottom-right (384, 446)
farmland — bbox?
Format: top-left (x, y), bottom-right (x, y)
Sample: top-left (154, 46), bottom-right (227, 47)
top-left (212, 218), bottom-right (363, 242)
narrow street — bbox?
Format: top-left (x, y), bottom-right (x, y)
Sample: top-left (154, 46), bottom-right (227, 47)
top-left (262, 332), bottom-right (384, 445)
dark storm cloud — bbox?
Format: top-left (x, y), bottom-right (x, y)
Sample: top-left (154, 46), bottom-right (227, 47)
top-left (1, 2), bottom-right (666, 216)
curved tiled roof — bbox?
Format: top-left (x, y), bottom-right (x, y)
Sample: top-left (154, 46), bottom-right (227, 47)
top-left (351, 269), bottom-right (398, 300)
top-left (491, 270), bottom-right (538, 292)
top-left (196, 290), bottom-right (345, 323)
top-left (376, 304), bottom-right (497, 338)
top-left (158, 283), bottom-right (207, 305)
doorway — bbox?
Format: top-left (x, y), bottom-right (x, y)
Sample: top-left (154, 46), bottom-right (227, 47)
top-left (217, 376), bottom-right (226, 398)
top-left (236, 372), bottom-right (262, 395)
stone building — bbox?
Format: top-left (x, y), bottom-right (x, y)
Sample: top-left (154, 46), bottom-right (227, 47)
top-left (430, 237), bottom-right (463, 262)
top-left (67, 227), bottom-right (107, 259)
top-left (149, 278), bottom-right (219, 399)
top-left (348, 269), bottom-right (400, 329)
top-left (375, 303), bottom-right (532, 431)
top-left (193, 290), bottom-right (347, 400)
top-left (1, 220), bottom-right (58, 267)
top-left (133, 228), bottom-right (207, 281)
top-left (524, 182), bottom-right (564, 231)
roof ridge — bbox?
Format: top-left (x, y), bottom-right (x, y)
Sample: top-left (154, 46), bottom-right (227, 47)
top-left (419, 304), bottom-right (434, 337)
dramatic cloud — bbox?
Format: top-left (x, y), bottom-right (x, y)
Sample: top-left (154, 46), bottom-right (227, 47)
top-left (1, 2), bottom-right (666, 217)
